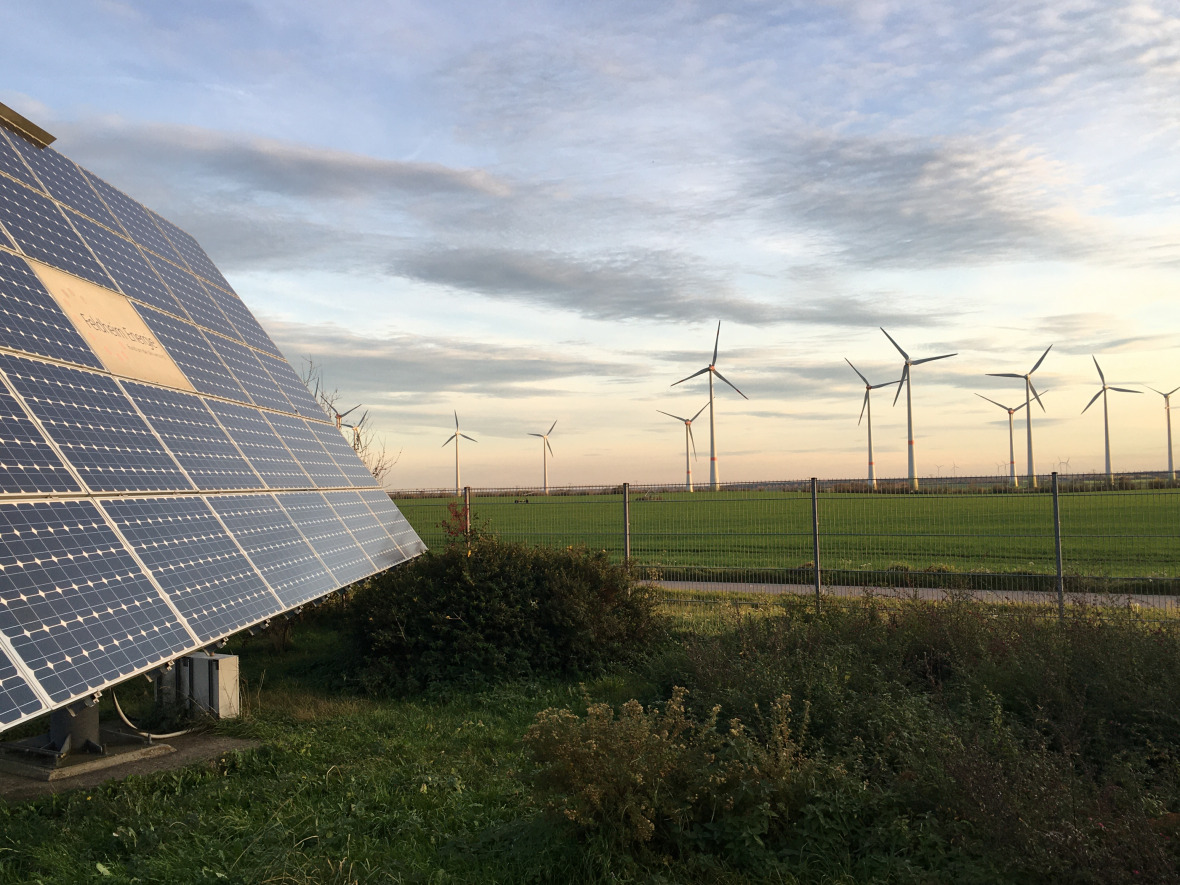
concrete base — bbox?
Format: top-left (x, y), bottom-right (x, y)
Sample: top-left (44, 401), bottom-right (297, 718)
top-left (0, 731), bottom-right (175, 781)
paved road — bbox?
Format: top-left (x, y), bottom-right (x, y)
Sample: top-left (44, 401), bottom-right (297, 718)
top-left (656, 581), bottom-right (1180, 611)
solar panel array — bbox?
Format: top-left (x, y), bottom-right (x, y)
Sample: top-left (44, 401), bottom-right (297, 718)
top-left (0, 121), bottom-right (425, 732)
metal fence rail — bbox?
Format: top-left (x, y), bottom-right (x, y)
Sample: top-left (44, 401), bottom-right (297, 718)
top-left (392, 472), bottom-right (1180, 616)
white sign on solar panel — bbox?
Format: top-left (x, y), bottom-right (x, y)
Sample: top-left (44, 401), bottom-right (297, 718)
top-left (0, 112), bottom-right (426, 734)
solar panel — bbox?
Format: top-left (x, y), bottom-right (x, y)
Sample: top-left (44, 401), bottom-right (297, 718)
top-left (277, 491), bottom-right (375, 586)
top-left (207, 494), bottom-right (337, 608)
top-left (0, 354), bottom-right (193, 493)
top-left (101, 497), bottom-right (281, 644)
top-left (0, 115), bottom-right (424, 734)
top-left (0, 499), bottom-right (195, 704)
top-left (0, 248), bottom-right (105, 369)
top-left (122, 381), bottom-right (264, 491)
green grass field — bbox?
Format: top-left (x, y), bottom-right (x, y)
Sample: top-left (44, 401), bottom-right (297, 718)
top-left (395, 486), bottom-right (1180, 587)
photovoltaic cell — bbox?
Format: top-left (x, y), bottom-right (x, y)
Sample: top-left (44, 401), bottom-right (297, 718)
top-left (122, 382), bottom-right (264, 491)
top-left (264, 413), bottom-right (346, 487)
top-left (0, 499), bottom-right (194, 704)
top-left (207, 335), bottom-right (293, 413)
top-left (0, 354), bottom-right (192, 493)
top-left (0, 175), bottom-right (112, 288)
top-left (82, 171), bottom-right (183, 263)
top-left (258, 354), bottom-right (327, 419)
top-left (0, 648), bottom-right (43, 727)
top-left (277, 492), bottom-right (374, 586)
top-left (207, 494), bottom-right (337, 608)
top-left (134, 305), bottom-right (248, 402)
top-left (205, 286), bottom-right (282, 357)
top-left (101, 497), bottom-right (281, 644)
top-left (146, 255), bottom-right (242, 342)
top-left (6, 139), bottom-right (120, 230)
top-left (68, 212), bottom-right (185, 315)
top-left (0, 249), bottom-right (104, 369)
top-left (307, 419), bottom-right (379, 487)
top-left (0, 380), bottom-right (81, 494)
top-left (0, 131), bottom-right (43, 190)
top-left (359, 488), bottom-right (428, 558)
top-left (323, 490), bottom-right (406, 571)
top-left (205, 400), bottom-right (308, 488)
top-left (149, 210), bottom-right (235, 293)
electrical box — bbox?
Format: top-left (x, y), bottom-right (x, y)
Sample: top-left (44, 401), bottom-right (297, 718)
top-left (157, 654), bottom-right (240, 719)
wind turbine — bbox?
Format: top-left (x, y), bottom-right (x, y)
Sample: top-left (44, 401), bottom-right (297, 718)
top-left (658, 403), bottom-right (709, 492)
top-left (880, 328), bottom-right (957, 490)
top-left (441, 411), bottom-right (477, 495)
top-left (1081, 356), bottom-right (1141, 485)
top-left (986, 345), bottom-right (1051, 488)
top-left (528, 420), bottom-right (557, 494)
top-left (1149, 385), bottom-right (1180, 480)
top-left (845, 358), bottom-right (900, 489)
top-left (672, 321), bottom-right (748, 491)
top-left (976, 394), bottom-right (1029, 487)
top-left (332, 404), bottom-right (365, 450)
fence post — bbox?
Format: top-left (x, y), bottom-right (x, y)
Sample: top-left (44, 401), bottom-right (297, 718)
top-left (811, 477), bottom-right (821, 614)
top-left (463, 486), bottom-right (471, 539)
top-left (622, 482), bottom-right (631, 563)
top-left (1052, 472), bottom-right (1064, 623)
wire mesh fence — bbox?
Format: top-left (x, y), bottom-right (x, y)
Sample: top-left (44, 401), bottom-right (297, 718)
top-left (391, 472), bottom-right (1180, 617)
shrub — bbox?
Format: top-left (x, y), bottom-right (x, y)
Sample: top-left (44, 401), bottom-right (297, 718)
top-left (350, 539), bottom-right (663, 694)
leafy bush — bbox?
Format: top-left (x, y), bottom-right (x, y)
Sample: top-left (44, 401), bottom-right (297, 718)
top-left (351, 538), bottom-right (663, 694)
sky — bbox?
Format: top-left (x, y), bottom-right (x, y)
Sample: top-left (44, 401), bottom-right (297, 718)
top-left (3, 0), bottom-right (1179, 490)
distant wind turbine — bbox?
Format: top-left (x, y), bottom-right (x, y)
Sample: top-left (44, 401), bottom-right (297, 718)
top-left (986, 345), bottom-right (1051, 488)
top-left (845, 358), bottom-right (900, 489)
top-left (1149, 385), bottom-right (1180, 480)
top-left (441, 411), bottom-right (476, 494)
top-left (528, 420), bottom-right (557, 494)
top-left (658, 403), bottom-right (709, 492)
top-left (976, 394), bottom-right (1030, 487)
top-left (672, 322), bottom-right (748, 491)
top-left (1081, 356), bottom-right (1141, 485)
top-left (880, 328), bottom-right (957, 490)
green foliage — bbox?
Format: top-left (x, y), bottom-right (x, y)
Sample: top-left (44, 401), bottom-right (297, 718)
top-left (350, 538), bottom-right (663, 694)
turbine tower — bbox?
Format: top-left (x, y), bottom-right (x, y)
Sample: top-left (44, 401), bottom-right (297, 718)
top-left (1082, 356), bottom-right (1141, 486)
top-left (880, 328), bottom-right (956, 490)
top-left (845, 358), bottom-right (900, 489)
top-left (975, 394), bottom-right (1030, 487)
top-left (441, 411), bottom-right (476, 495)
top-left (528, 420), bottom-right (557, 494)
top-left (672, 321), bottom-right (748, 491)
top-left (986, 345), bottom-right (1051, 488)
top-left (1149, 385), bottom-right (1180, 480)
top-left (658, 403), bottom-right (709, 492)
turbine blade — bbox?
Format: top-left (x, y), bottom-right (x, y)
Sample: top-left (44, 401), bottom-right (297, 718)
top-left (460, 433), bottom-right (478, 442)
top-left (892, 365), bottom-right (908, 406)
top-left (859, 390), bottom-right (868, 425)
top-left (1110, 387), bottom-right (1141, 394)
top-left (453, 409), bottom-right (459, 429)
top-left (879, 327), bottom-right (908, 360)
top-left (912, 352), bottom-right (956, 365)
top-left (548, 420), bottom-right (558, 435)
top-left (869, 380), bottom-right (898, 390)
top-left (712, 321), bottom-right (721, 365)
top-left (712, 368), bottom-right (748, 399)
top-left (657, 409), bottom-right (688, 422)
top-left (339, 404), bottom-right (361, 419)
top-left (974, 393), bottom-right (1008, 410)
top-left (1169, 386), bottom-right (1180, 397)
top-left (442, 433), bottom-right (456, 447)
top-left (528, 433), bottom-right (543, 438)
top-left (1028, 380), bottom-right (1046, 411)
top-left (845, 357), bottom-right (870, 386)
top-left (1082, 389), bottom-right (1103, 413)
top-left (987, 372), bottom-right (1025, 379)
top-left (1030, 344), bottom-right (1052, 374)
top-left (1013, 401), bottom-right (1028, 413)
top-left (673, 366), bottom-right (710, 386)
top-left (1092, 355), bottom-right (1106, 385)
top-left (688, 424), bottom-right (698, 459)
top-left (691, 402), bottom-right (709, 422)
top-left (546, 439), bottom-right (554, 457)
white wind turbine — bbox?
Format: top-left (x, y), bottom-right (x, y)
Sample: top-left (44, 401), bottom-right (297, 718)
top-left (441, 411), bottom-right (476, 495)
top-left (986, 345), bottom-right (1051, 488)
top-left (880, 328), bottom-right (957, 490)
top-left (845, 358), bottom-right (900, 489)
top-left (528, 420), bottom-right (557, 494)
top-left (1148, 384), bottom-right (1180, 480)
top-left (1082, 356), bottom-right (1141, 485)
top-left (672, 322), bottom-right (748, 491)
top-left (975, 394), bottom-right (1030, 487)
top-left (658, 403), bottom-right (709, 492)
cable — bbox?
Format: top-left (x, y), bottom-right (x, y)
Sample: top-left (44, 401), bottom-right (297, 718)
top-left (111, 690), bottom-right (196, 741)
